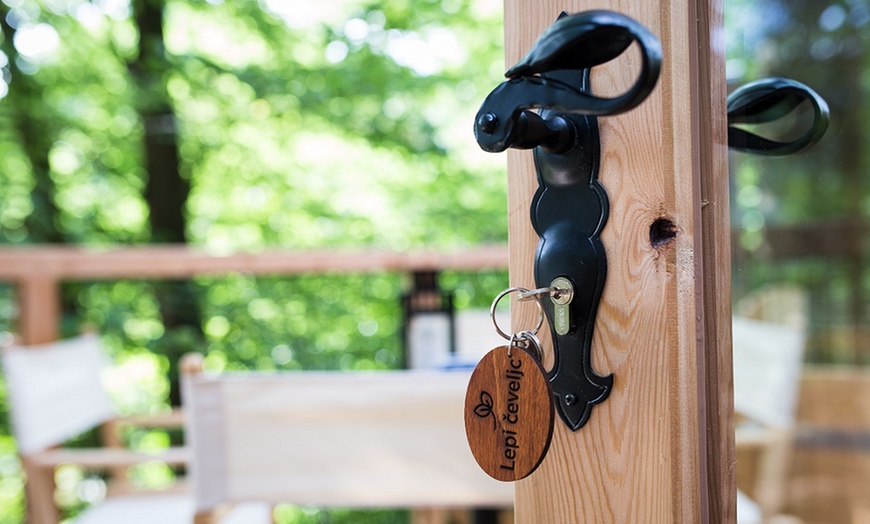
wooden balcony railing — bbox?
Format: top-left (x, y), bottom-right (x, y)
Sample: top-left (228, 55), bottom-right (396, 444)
top-left (0, 244), bottom-right (509, 345)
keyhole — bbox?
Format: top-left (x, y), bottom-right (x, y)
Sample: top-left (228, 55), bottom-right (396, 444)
top-left (649, 218), bottom-right (678, 248)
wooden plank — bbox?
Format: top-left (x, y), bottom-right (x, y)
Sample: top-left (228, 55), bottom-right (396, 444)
top-left (694, 0), bottom-right (736, 520)
top-left (100, 422), bottom-right (132, 494)
top-left (0, 245), bottom-right (508, 281)
top-left (785, 447), bottom-right (870, 524)
top-left (504, 1), bottom-right (732, 522)
top-left (20, 456), bottom-right (59, 524)
top-left (796, 367), bottom-right (870, 432)
top-left (111, 408), bottom-right (185, 429)
top-left (28, 446), bottom-right (189, 469)
top-left (16, 277), bottom-right (60, 345)
top-left (732, 220), bottom-right (864, 260)
top-left (784, 368), bottom-right (870, 523)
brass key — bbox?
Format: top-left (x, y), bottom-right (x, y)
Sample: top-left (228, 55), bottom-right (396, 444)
top-left (549, 277), bottom-right (574, 336)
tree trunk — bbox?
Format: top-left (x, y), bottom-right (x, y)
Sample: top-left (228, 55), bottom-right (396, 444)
top-left (130, 0), bottom-right (203, 405)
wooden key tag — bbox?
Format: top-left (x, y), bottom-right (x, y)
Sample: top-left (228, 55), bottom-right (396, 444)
top-left (464, 342), bottom-right (554, 481)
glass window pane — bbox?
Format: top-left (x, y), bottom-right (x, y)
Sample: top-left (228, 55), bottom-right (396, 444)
top-left (728, 1), bottom-right (870, 522)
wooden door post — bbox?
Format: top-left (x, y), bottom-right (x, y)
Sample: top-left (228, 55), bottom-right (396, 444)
top-left (504, 1), bottom-right (734, 522)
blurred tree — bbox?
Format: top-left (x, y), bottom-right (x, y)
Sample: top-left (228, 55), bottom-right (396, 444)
top-left (0, 3), bottom-right (62, 243)
top-left (0, 0), bottom-right (507, 519)
top-left (129, 0), bottom-right (203, 405)
top-left (727, 0), bottom-right (870, 363)
top-left (129, 0), bottom-right (187, 243)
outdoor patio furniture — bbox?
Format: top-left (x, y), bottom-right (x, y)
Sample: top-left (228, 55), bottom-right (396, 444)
top-left (733, 312), bottom-right (807, 523)
top-left (180, 353), bottom-right (513, 523)
top-left (1, 333), bottom-right (267, 524)
top-left (1, 333), bottom-right (189, 523)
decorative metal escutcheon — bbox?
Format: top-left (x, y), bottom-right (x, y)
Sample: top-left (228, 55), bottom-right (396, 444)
top-left (474, 10), bottom-right (663, 431)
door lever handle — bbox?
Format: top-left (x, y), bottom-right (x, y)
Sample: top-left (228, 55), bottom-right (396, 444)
top-left (474, 10), bottom-right (662, 154)
top-left (727, 77), bottom-right (830, 156)
top-left (473, 10), bottom-right (662, 431)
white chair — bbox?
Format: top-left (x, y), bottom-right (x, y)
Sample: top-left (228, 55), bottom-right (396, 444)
top-left (1, 333), bottom-right (189, 524)
top-left (181, 354), bottom-right (513, 523)
top-left (733, 315), bottom-right (806, 523)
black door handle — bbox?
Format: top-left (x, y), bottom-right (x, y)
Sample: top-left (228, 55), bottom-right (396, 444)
top-left (474, 10), bottom-right (662, 154)
top-left (727, 77), bottom-right (830, 156)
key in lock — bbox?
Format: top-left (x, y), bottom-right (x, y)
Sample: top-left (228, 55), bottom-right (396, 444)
top-left (549, 277), bottom-right (574, 336)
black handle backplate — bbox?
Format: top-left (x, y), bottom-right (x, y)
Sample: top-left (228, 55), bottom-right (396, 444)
top-left (475, 10), bottom-right (662, 431)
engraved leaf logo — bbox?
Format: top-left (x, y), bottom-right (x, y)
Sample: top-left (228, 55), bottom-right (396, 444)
top-left (474, 391), bottom-right (496, 430)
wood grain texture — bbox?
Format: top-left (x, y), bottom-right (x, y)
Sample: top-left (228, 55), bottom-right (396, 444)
top-left (503, 1), bottom-right (733, 522)
top-left (694, 0), bottom-right (736, 521)
top-left (465, 346), bottom-right (554, 482)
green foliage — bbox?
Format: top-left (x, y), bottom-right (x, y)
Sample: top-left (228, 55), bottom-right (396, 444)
top-left (0, 0), bottom-right (507, 247)
top-left (273, 505), bottom-right (409, 524)
top-left (0, 0), bottom-right (507, 521)
top-left (0, 436), bottom-right (24, 524)
top-left (726, 0), bottom-right (870, 364)
top-left (199, 273), bottom-right (405, 372)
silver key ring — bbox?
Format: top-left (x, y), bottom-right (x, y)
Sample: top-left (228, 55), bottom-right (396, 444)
top-left (508, 330), bottom-right (544, 361)
top-left (490, 286), bottom-right (545, 341)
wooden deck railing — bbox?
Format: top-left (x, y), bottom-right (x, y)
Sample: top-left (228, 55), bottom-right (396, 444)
top-left (0, 244), bottom-right (509, 345)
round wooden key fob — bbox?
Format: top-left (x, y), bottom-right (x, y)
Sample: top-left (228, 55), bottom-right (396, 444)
top-left (464, 344), bottom-right (554, 481)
